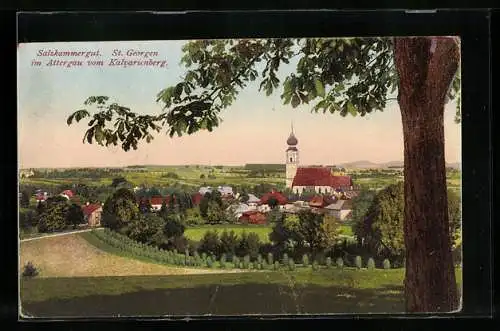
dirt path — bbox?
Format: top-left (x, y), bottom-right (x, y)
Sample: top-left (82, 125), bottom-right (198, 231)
top-left (20, 234), bottom-right (245, 277)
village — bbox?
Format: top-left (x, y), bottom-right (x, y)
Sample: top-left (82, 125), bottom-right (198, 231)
top-left (22, 126), bottom-right (360, 230)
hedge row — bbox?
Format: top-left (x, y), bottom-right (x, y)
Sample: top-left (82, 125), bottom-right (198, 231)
top-left (90, 229), bottom-right (394, 271)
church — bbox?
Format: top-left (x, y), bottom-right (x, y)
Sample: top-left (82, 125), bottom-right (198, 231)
top-left (285, 125), bottom-right (353, 195)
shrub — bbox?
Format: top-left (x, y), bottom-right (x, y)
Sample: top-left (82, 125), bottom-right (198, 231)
top-left (206, 257), bottom-right (213, 268)
top-left (199, 230), bottom-right (220, 257)
top-left (238, 232), bottom-right (261, 259)
top-left (282, 253), bottom-right (289, 266)
top-left (267, 252), bottom-right (273, 265)
top-left (367, 257), bottom-right (376, 270)
top-left (22, 261), bottom-right (39, 277)
top-left (336, 257), bottom-right (344, 268)
top-left (288, 258), bottom-right (295, 271)
top-left (243, 255), bottom-right (251, 269)
top-left (355, 256), bottom-right (363, 269)
top-left (274, 261), bottom-right (280, 270)
top-left (220, 253), bottom-right (227, 268)
top-left (302, 254), bottom-right (309, 267)
top-left (326, 257), bottom-right (332, 268)
top-left (220, 230), bottom-right (239, 258)
top-left (383, 258), bottom-right (391, 270)
top-left (261, 260), bottom-right (268, 270)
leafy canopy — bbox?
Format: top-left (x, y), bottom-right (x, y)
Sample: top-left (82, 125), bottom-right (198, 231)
top-left (67, 38), bottom-right (460, 151)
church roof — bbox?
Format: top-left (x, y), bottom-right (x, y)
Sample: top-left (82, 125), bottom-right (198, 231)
top-left (292, 167), bottom-right (353, 188)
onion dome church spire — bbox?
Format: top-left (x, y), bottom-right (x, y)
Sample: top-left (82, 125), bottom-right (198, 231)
top-left (287, 122), bottom-right (298, 146)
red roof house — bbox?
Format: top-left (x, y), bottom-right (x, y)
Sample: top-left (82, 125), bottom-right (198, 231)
top-left (259, 190), bottom-right (288, 205)
top-left (81, 203), bottom-right (103, 227)
top-left (191, 192), bottom-right (203, 206)
top-left (61, 190), bottom-right (74, 198)
top-left (239, 210), bottom-right (267, 225)
top-left (308, 195), bottom-right (336, 208)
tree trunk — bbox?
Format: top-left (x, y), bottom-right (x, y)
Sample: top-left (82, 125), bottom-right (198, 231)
top-left (393, 37), bottom-right (460, 312)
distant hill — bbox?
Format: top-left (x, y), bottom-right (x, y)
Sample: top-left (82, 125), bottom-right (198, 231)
top-left (338, 160), bottom-right (460, 169)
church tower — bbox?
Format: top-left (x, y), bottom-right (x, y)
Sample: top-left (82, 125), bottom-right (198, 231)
top-left (285, 123), bottom-right (299, 188)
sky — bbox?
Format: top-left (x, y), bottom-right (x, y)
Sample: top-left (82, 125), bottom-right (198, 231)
top-left (18, 40), bottom-right (461, 168)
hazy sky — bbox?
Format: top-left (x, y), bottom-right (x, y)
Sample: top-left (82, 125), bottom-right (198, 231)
top-left (18, 40), bottom-right (461, 168)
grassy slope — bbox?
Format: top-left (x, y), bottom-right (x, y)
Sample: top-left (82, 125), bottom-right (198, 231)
top-left (20, 233), bottom-right (229, 278)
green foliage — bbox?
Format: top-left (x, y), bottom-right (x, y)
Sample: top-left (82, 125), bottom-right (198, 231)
top-left (243, 255), bottom-right (251, 269)
top-left (22, 261), bottom-right (39, 278)
top-left (296, 210), bottom-right (328, 255)
top-left (336, 257), bottom-right (344, 268)
top-left (282, 253), bottom-right (289, 266)
top-left (206, 200), bottom-right (226, 224)
top-left (184, 207), bottom-right (205, 226)
top-left (37, 197), bottom-right (70, 233)
top-left (163, 215), bottom-right (186, 240)
top-left (199, 230), bottom-right (220, 256)
top-left (232, 255), bottom-right (240, 268)
top-left (351, 189), bottom-right (377, 238)
top-left (102, 188), bottom-right (139, 231)
top-left (383, 258), bottom-right (391, 270)
top-left (206, 257), bottom-right (213, 268)
top-left (326, 257), bottom-right (332, 268)
top-left (127, 213), bottom-right (165, 245)
top-left (302, 254), bottom-right (309, 267)
top-left (220, 253), bottom-right (227, 268)
top-left (355, 256), bottom-right (363, 269)
top-left (220, 230), bottom-right (239, 257)
top-left (237, 231), bottom-right (261, 259)
top-left (288, 258), bottom-right (295, 271)
top-left (267, 252), bottom-right (274, 265)
top-left (367, 257), bottom-right (376, 270)
top-left (356, 182), bottom-right (461, 257)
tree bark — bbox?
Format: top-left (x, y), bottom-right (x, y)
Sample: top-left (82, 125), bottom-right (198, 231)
top-left (393, 37), bottom-right (460, 312)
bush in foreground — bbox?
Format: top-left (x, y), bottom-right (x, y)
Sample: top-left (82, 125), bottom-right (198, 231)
top-left (22, 261), bottom-right (39, 278)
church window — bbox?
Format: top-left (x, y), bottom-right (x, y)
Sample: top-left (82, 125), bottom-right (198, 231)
top-left (290, 157), bottom-right (292, 162)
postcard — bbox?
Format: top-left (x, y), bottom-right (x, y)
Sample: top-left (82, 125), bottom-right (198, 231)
top-left (18, 37), bottom-right (462, 318)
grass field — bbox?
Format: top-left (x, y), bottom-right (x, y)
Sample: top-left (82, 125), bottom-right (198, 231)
top-left (21, 268), bottom-right (408, 316)
top-left (20, 233), bottom-right (236, 278)
top-left (184, 224), bottom-right (354, 243)
top-left (19, 231), bottom-right (463, 317)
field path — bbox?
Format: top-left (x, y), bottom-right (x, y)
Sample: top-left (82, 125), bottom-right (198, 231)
top-left (20, 234), bottom-right (244, 278)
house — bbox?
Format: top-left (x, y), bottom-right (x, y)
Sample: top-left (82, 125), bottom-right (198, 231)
top-left (323, 199), bottom-right (353, 221)
top-left (35, 192), bottom-right (48, 203)
top-left (149, 195), bottom-right (175, 211)
top-left (227, 202), bottom-right (255, 219)
top-left (246, 193), bottom-right (260, 206)
top-left (308, 194), bottom-right (336, 209)
top-left (60, 190), bottom-right (74, 200)
top-left (259, 190), bottom-right (288, 206)
top-left (217, 185), bottom-right (234, 197)
top-left (191, 192), bottom-right (203, 206)
top-left (82, 203), bottom-right (103, 227)
top-left (239, 210), bottom-right (267, 225)
top-left (199, 186), bottom-right (212, 196)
